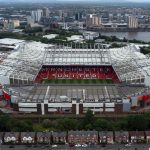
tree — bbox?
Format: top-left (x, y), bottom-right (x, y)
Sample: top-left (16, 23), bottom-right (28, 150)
top-left (42, 119), bottom-right (51, 128)
top-left (0, 115), bottom-right (12, 131)
top-left (127, 115), bottom-right (149, 131)
top-left (56, 118), bottom-right (78, 131)
top-left (9, 119), bottom-right (33, 132)
top-left (94, 119), bottom-right (113, 131)
top-left (33, 124), bottom-right (46, 132)
top-left (82, 109), bottom-right (95, 129)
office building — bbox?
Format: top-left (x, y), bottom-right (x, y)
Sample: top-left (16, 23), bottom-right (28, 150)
top-left (42, 7), bottom-right (49, 17)
top-left (86, 14), bottom-right (102, 27)
top-left (31, 9), bottom-right (43, 23)
top-left (128, 16), bottom-right (138, 29)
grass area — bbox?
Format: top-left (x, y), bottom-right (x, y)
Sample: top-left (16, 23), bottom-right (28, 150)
top-left (42, 79), bottom-right (113, 84)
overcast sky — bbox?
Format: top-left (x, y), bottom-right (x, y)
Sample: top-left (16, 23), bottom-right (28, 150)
top-left (1, 0), bottom-right (150, 2)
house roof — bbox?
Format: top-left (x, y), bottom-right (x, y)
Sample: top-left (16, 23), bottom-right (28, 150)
top-left (21, 132), bottom-right (35, 138)
top-left (115, 131), bottom-right (129, 137)
top-left (52, 132), bottom-right (66, 137)
top-left (145, 131), bottom-right (150, 136)
top-left (68, 130), bottom-right (98, 136)
top-left (36, 132), bottom-right (50, 138)
top-left (99, 131), bottom-right (113, 137)
top-left (4, 132), bottom-right (19, 138)
top-left (129, 131), bottom-right (145, 137)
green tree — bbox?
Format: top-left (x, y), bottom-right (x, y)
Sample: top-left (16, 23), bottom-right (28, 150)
top-left (42, 119), bottom-right (51, 128)
top-left (33, 124), bottom-right (46, 132)
top-left (127, 115), bottom-right (149, 131)
top-left (56, 118), bottom-right (78, 131)
top-left (94, 119), bottom-right (113, 131)
top-left (82, 109), bottom-right (95, 129)
top-left (0, 115), bottom-right (12, 131)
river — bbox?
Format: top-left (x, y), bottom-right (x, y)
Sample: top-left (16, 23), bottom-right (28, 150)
top-left (100, 32), bottom-right (150, 42)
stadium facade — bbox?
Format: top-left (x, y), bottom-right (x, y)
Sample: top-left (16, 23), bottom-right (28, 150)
top-left (0, 38), bottom-right (150, 114)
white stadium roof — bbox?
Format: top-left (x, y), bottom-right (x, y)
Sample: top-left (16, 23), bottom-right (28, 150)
top-left (0, 38), bottom-right (24, 46)
top-left (0, 38), bottom-right (150, 85)
top-left (0, 38), bottom-right (25, 50)
top-left (44, 48), bottom-right (110, 65)
top-left (0, 40), bottom-right (52, 83)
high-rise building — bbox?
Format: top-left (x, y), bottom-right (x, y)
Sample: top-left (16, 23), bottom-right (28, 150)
top-left (92, 14), bottom-right (102, 26)
top-left (59, 10), bottom-right (63, 19)
top-left (128, 16), bottom-right (138, 29)
top-left (109, 14), bottom-right (113, 22)
top-left (86, 14), bottom-right (93, 27)
top-left (42, 7), bottom-right (49, 17)
top-left (86, 14), bottom-right (102, 27)
top-left (12, 20), bottom-right (20, 28)
top-left (31, 9), bottom-right (43, 23)
top-left (117, 13), bottom-right (122, 23)
top-left (75, 12), bottom-right (83, 21)
top-left (3, 19), bottom-right (19, 31)
top-left (27, 16), bottom-right (34, 26)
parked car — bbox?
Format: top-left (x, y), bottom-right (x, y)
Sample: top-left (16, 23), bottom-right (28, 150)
top-left (125, 143), bottom-right (131, 147)
top-left (82, 144), bottom-right (88, 147)
top-left (75, 144), bottom-right (81, 147)
top-left (52, 145), bottom-right (58, 148)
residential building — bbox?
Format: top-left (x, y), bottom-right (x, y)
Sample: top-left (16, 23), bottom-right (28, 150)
top-left (21, 132), bottom-right (35, 144)
top-left (4, 132), bottom-right (20, 144)
top-left (36, 132), bottom-right (51, 143)
top-left (52, 132), bottom-right (66, 144)
top-left (145, 131), bottom-right (150, 143)
top-left (68, 131), bottom-right (98, 144)
top-left (99, 131), bottom-right (114, 144)
top-left (129, 131), bottom-right (145, 143)
top-left (115, 131), bottom-right (129, 143)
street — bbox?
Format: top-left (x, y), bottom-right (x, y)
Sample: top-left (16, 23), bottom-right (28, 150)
top-left (0, 144), bottom-right (150, 150)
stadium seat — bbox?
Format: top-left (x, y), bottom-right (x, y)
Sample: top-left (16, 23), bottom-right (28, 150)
top-left (34, 66), bottom-right (120, 83)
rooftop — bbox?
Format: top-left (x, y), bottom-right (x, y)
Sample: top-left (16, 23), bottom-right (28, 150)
top-left (43, 34), bottom-right (58, 40)
top-left (0, 38), bottom-right (24, 46)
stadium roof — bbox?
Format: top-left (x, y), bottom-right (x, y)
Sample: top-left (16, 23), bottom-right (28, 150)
top-left (0, 41), bottom-right (51, 82)
top-left (44, 48), bottom-right (111, 65)
top-left (0, 39), bottom-right (150, 85)
top-left (0, 38), bottom-right (24, 45)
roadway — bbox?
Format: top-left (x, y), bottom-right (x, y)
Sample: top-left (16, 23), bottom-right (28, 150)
top-left (1, 144), bottom-right (150, 150)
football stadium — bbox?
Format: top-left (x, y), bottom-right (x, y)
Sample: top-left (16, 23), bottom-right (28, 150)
top-left (0, 38), bottom-right (150, 115)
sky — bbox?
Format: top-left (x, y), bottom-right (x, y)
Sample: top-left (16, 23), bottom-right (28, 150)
top-left (1, 0), bottom-right (150, 3)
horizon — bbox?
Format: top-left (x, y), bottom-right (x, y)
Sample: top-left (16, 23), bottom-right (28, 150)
top-left (0, 0), bottom-right (150, 3)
